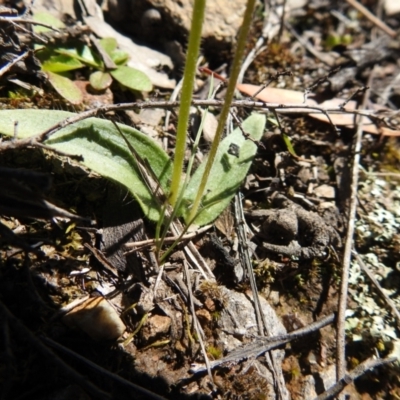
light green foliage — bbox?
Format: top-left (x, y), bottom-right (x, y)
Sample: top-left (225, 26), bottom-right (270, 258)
top-left (324, 33), bottom-right (352, 50)
top-left (109, 66), bottom-right (152, 92)
top-left (0, 109), bottom-right (265, 226)
top-left (3, 1), bottom-right (265, 234)
top-left (0, 110), bottom-right (171, 221)
top-left (181, 113), bottom-right (265, 225)
top-left (45, 71), bottom-right (83, 104)
top-left (32, 12), bottom-right (152, 103)
top-left (32, 11), bottom-right (66, 32)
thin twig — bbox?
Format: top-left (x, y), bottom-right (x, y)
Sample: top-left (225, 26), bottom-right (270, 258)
top-left (0, 51), bottom-right (30, 79)
top-left (0, 16), bottom-right (61, 32)
top-left (124, 224), bottom-right (212, 251)
top-left (235, 193), bottom-right (288, 400)
top-left (352, 250), bottom-right (400, 328)
top-left (182, 260), bottom-right (213, 383)
top-left (235, 193), bottom-right (265, 335)
top-left (336, 71), bottom-right (372, 382)
top-left (314, 357), bottom-right (397, 400)
top-left (284, 21), bottom-right (335, 66)
top-left (191, 313), bottom-right (336, 373)
top-left (0, 99), bottom-right (390, 153)
top-left (345, 0), bottom-right (397, 38)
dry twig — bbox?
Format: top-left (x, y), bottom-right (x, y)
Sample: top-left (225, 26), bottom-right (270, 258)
top-left (345, 0), bottom-right (397, 38)
top-left (314, 357), bottom-right (397, 400)
top-left (336, 71), bottom-right (373, 383)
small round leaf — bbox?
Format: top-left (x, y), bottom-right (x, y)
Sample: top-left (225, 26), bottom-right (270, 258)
top-left (89, 71), bottom-right (113, 91)
top-left (111, 50), bottom-right (129, 66)
top-left (110, 66), bottom-right (152, 92)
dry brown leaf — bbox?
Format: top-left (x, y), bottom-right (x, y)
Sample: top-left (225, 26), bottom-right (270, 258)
top-left (238, 84), bottom-right (400, 136)
top-left (236, 83), bottom-right (316, 105)
top-left (200, 67), bottom-right (400, 136)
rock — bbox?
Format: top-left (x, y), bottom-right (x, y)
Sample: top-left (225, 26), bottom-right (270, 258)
top-left (63, 297), bottom-right (126, 341)
top-left (204, 297), bottom-right (216, 312)
top-left (216, 288), bottom-right (290, 400)
top-left (141, 314), bottom-right (171, 343)
top-left (218, 288), bottom-right (287, 351)
top-left (384, 0), bottom-right (400, 16)
top-left (195, 309), bottom-right (212, 326)
top-left (105, 0), bottom-right (248, 60)
top-left (314, 184), bottom-right (336, 200)
top-left (299, 375), bottom-right (318, 399)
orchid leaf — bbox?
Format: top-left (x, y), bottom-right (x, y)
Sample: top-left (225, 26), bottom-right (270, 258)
top-left (0, 110), bottom-right (172, 221)
top-left (181, 113), bottom-right (266, 226)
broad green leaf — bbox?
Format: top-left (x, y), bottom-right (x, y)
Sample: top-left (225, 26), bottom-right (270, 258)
top-left (89, 71), bottom-right (113, 90)
top-left (0, 110), bottom-right (172, 221)
top-left (99, 38), bottom-right (118, 56)
top-left (33, 11), bottom-right (65, 33)
top-left (111, 50), bottom-right (130, 66)
top-left (46, 72), bottom-right (83, 104)
top-left (181, 113), bottom-right (266, 226)
top-left (41, 54), bottom-right (84, 72)
top-left (110, 66), bottom-right (152, 92)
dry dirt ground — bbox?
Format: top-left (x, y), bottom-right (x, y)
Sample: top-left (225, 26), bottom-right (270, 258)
top-left (1, 1), bottom-right (400, 399)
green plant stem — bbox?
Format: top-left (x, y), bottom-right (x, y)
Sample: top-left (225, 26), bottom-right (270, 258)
top-left (187, 0), bottom-right (257, 223)
top-left (169, 0), bottom-right (206, 206)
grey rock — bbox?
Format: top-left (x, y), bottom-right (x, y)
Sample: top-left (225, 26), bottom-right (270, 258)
top-left (105, 0), bottom-right (248, 58)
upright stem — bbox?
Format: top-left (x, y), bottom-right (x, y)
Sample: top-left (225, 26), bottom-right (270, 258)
top-left (187, 0), bottom-right (257, 223)
top-left (169, 0), bottom-right (206, 206)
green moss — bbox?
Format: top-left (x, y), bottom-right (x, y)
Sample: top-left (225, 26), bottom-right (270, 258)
top-left (206, 345), bottom-right (223, 360)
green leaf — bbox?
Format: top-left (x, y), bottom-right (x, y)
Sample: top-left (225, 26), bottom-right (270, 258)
top-left (98, 38), bottom-right (129, 66)
top-left (99, 38), bottom-right (117, 56)
top-left (110, 66), bottom-right (152, 92)
top-left (0, 110), bottom-right (172, 221)
top-left (32, 11), bottom-right (65, 33)
top-left (111, 50), bottom-right (130, 66)
top-left (282, 133), bottom-right (298, 158)
top-left (46, 72), bottom-right (83, 104)
top-left (41, 54), bottom-right (84, 72)
top-left (55, 46), bottom-right (101, 69)
top-left (89, 71), bottom-right (113, 90)
top-left (181, 113), bottom-right (266, 226)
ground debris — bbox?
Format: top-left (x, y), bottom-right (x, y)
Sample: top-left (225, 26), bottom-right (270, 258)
top-left (248, 192), bottom-right (342, 259)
